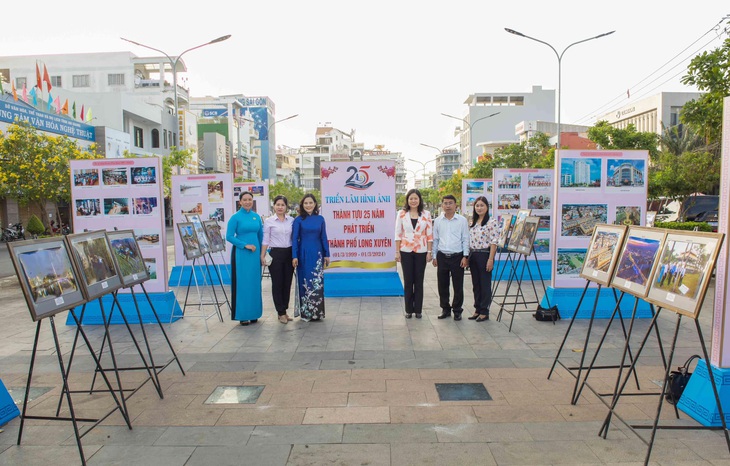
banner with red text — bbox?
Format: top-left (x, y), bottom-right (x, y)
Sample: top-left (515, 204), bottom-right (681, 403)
top-left (321, 161), bottom-right (396, 273)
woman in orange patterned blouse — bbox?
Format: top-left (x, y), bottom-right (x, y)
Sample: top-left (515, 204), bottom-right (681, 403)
top-left (394, 189), bottom-right (433, 318)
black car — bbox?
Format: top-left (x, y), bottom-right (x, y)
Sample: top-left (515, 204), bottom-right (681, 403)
top-left (695, 210), bottom-right (719, 232)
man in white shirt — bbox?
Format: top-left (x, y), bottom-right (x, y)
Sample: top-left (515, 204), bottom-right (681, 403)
top-left (432, 195), bottom-right (470, 321)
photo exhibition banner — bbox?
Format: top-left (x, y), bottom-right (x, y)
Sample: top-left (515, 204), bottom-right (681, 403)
top-left (461, 178), bottom-right (493, 219)
top-left (320, 161), bottom-right (396, 273)
top-left (492, 168), bottom-right (553, 260)
top-left (233, 182), bottom-right (270, 217)
top-left (553, 150), bottom-right (649, 288)
top-left (70, 157), bottom-right (168, 293)
top-left (171, 173), bottom-right (235, 266)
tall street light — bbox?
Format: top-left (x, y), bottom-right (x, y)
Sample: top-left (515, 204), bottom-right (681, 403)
top-left (408, 157), bottom-right (438, 189)
top-left (504, 28), bottom-right (614, 149)
top-left (420, 141), bottom-right (460, 181)
top-left (440, 111), bottom-right (500, 168)
top-left (120, 34), bottom-right (232, 147)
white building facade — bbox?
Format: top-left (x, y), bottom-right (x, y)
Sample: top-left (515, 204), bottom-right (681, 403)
top-left (597, 91), bottom-right (702, 134)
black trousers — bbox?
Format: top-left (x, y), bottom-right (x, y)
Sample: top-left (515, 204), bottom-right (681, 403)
top-left (268, 247), bottom-right (294, 315)
top-left (437, 252), bottom-right (465, 315)
top-left (469, 251), bottom-right (492, 316)
top-left (401, 251), bottom-right (427, 314)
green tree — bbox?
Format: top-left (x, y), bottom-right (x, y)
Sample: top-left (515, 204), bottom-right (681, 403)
top-left (680, 37), bottom-right (730, 146)
top-left (587, 121), bottom-right (659, 160)
top-left (438, 171), bottom-right (464, 208)
top-left (467, 132), bottom-right (554, 180)
top-left (0, 121), bottom-right (103, 229)
top-left (269, 180), bottom-right (305, 207)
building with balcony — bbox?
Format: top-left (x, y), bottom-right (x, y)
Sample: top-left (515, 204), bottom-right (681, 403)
top-left (362, 147), bottom-right (406, 196)
top-left (300, 125), bottom-right (354, 190)
top-left (434, 149), bottom-right (461, 185)
top-left (276, 145), bottom-right (300, 185)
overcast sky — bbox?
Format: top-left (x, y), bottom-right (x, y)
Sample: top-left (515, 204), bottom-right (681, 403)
top-left (2, 1), bottom-right (728, 177)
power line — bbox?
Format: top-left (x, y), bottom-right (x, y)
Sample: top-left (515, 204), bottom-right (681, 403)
top-left (573, 15), bottom-right (730, 125)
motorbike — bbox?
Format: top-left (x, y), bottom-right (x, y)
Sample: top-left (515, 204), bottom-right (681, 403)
top-left (50, 221), bottom-right (71, 235)
top-left (1, 222), bottom-right (26, 242)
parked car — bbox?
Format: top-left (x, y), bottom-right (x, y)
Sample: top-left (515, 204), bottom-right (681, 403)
top-left (681, 195), bottom-right (719, 222)
top-left (695, 210), bottom-right (719, 232)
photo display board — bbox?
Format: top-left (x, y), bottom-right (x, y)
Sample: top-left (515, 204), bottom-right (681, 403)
top-left (553, 150), bottom-right (649, 287)
top-left (320, 161), bottom-right (396, 273)
top-left (233, 182), bottom-right (270, 217)
top-left (171, 173), bottom-right (235, 265)
top-left (70, 158), bottom-right (167, 292)
top-left (461, 178), bottom-right (493, 219)
top-left (493, 169), bottom-right (552, 259)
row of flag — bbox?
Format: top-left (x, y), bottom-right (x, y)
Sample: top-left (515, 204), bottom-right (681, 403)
top-left (0, 62), bottom-right (93, 123)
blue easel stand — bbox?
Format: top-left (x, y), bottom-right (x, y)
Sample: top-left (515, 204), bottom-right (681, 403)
top-left (678, 359), bottom-right (730, 427)
top-left (0, 378), bottom-right (20, 426)
top-left (540, 286), bottom-right (652, 319)
top-left (65, 291), bottom-right (182, 325)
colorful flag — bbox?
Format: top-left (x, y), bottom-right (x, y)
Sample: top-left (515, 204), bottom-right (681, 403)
top-left (80, 105), bottom-right (84, 121)
top-left (47, 92), bottom-right (53, 111)
top-left (36, 63), bottom-right (42, 90)
top-left (72, 101), bottom-right (76, 119)
top-left (54, 96), bottom-right (61, 114)
top-left (43, 64), bottom-right (52, 92)
top-left (61, 99), bottom-right (68, 115)
top-left (12, 81), bottom-right (17, 101)
top-left (29, 87), bottom-right (37, 106)
top-left (86, 108), bottom-right (93, 122)
top-left (22, 83), bottom-right (27, 103)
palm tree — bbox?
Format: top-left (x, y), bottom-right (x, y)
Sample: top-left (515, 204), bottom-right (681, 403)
top-left (659, 124), bottom-right (706, 156)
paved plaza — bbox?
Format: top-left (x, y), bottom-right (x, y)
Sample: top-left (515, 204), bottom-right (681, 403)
top-left (0, 233), bottom-right (728, 465)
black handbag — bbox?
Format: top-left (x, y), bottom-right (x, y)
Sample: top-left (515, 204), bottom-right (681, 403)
top-left (665, 355), bottom-right (701, 405)
top-left (533, 305), bottom-right (560, 323)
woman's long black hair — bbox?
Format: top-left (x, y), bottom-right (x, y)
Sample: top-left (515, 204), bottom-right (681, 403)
top-left (298, 193), bottom-right (319, 219)
top-left (402, 189), bottom-right (424, 215)
top-left (470, 196), bottom-right (491, 228)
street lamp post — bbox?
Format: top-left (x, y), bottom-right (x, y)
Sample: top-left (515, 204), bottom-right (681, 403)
top-left (120, 34), bottom-right (232, 148)
top-left (408, 157), bottom-right (438, 189)
top-left (262, 113), bottom-right (298, 183)
top-left (504, 28), bottom-right (614, 149)
top-left (440, 112), bottom-right (500, 168)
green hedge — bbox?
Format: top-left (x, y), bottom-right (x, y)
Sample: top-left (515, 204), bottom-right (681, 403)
top-left (655, 221), bottom-right (713, 232)
top-left (26, 215), bottom-right (45, 235)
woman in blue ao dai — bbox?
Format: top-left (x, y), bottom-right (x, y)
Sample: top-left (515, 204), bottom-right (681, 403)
top-left (292, 194), bottom-right (330, 321)
top-left (226, 192), bottom-right (264, 326)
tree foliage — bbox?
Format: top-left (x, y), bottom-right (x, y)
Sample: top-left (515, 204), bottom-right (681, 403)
top-left (680, 37), bottom-right (730, 146)
top-left (0, 121), bottom-right (103, 227)
top-left (587, 121), bottom-right (659, 160)
top-left (269, 180), bottom-right (304, 205)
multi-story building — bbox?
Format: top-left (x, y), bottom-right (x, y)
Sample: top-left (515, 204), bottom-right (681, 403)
top-left (457, 85), bottom-right (555, 169)
top-left (300, 126), bottom-right (354, 190)
top-left (220, 95), bottom-right (277, 181)
top-left (597, 92), bottom-right (702, 135)
top-left (363, 146), bottom-right (406, 196)
top-left (434, 149), bottom-right (461, 185)
top-left (276, 145), bottom-right (300, 185)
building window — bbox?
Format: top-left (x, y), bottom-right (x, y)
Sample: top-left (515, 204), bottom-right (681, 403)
top-left (108, 73), bottom-right (125, 86)
top-left (163, 129), bottom-right (168, 149)
top-left (168, 131), bottom-right (173, 148)
top-left (151, 129), bottom-right (160, 148)
top-left (51, 76), bottom-right (62, 88)
top-left (72, 75), bottom-right (90, 88)
top-left (15, 77), bottom-right (26, 88)
top-left (134, 126), bottom-right (144, 148)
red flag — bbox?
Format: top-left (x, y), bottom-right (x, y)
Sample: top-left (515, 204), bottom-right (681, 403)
top-left (36, 62), bottom-right (42, 90)
top-left (12, 81), bottom-right (17, 101)
top-left (61, 99), bottom-right (68, 115)
top-left (80, 105), bottom-right (85, 121)
top-left (43, 64), bottom-right (52, 92)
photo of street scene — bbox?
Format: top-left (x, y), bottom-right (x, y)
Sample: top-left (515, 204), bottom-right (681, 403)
top-left (561, 204), bottom-right (607, 236)
top-left (556, 248), bottom-right (586, 276)
top-left (104, 198), bottom-right (129, 215)
top-left (466, 181), bottom-right (484, 194)
top-left (498, 193), bottom-right (520, 210)
top-left (560, 158), bottom-right (601, 188)
top-left (73, 168), bottom-right (99, 187)
top-left (109, 234), bottom-right (146, 280)
top-left (497, 173), bottom-right (521, 190)
top-left (606, 159), bottom-right (645, 188)
top-left (614, 235), bottom-right (662, 287)
top-left (180, 183), bottom-right (202, 197)
top-left (70, 236), bottom-right (117, 286)
top-left (208, 181), bottom-right (225, 203)
top-left (528, 194), bottom-right (550, 210)
top-left (18, 246), bottom-right (78, 303)
top-left (102, 168), bottom-right (128, 186)
top-left (131, 166), bottom-right (156, 185)
top-left (533, 238), bottom-right (550, 254)
top-left (528, 173), bottom-right (552, 188)
top-left (76, 199), bottom-right (101, 217)
top-left (134, 229), bottom-right (160, 246)
top-left (652, 238), bottom-right (716, 300)
top-left (585, 230), bottom-right (621, 274)
top-left (615, 206), bottom-right (642, 226)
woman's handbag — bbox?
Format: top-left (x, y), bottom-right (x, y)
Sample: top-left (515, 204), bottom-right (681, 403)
top-left (666, 355), bottom-right (701, 405)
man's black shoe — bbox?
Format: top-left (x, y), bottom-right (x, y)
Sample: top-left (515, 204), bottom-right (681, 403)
top-left (437, 312), bottom-right (451, 319)
top-left (453, 314), bottom-right (462, 321)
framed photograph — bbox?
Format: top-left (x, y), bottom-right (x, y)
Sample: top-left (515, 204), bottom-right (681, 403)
top-left (180, 182), bottom-right (202, 197)
top-left (185, 214), bottom-right (212, 255)
top-left (560, 157), bottom-right (602, 188)
top-left (497, 173), bottom-right (521, 190)
top-left (579, 224), bottom-right (627, 286)
top-left (107, 230), bottom-right (149, 287)
top-left (208, 181), bottom-right (225, 203)
top-left (606, 159), bottom-right (645, 189)
top-left (72, 168), bottom-right (99, 187)
top-left (8, 238), bottom-right (87, 321)
top-left (131, 166), bottom-right (157, 185)
top-left (528, 173), bottom-right (552, 189)
top-left (132, 197), bottom-right (158, 215)
top-left (466, 180), bottom-right (484, 194)
top-left (104, 198), bottom-right (129, 216)
top-left (556, 248), bottom-right (587, 278)
top-left (178, 222), bottom-right (203, 260)
top-left (610, 226), bottom-right (666, 298)
top-left (533, 238), bottom-right (550, 255)
top-left (527, 194), bottom-right (551, 210)
top-left (66, 230), bottom-right (123, 300)
top-left (75, 199), bottom-right (101, 217)
top-left (515, 216), bottom-right (540, 256)
top-left (497, 214), bottom-right (512, 248)
top-left (203, 220), bottom-right (226, 253)
top-left (498, 193), bottom-right (521, 210)
top-left (615, 206), bottom-right (642, 226)
top-left (507, 209), bottom-right (531, 252)
top-left (646, 231), bottom-right (724, 319)
top-left (102, 168), bottom-right (128, 186)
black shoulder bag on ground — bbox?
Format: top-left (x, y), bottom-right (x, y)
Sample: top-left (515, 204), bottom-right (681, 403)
top-left (533, 305), bottom-right (560, 323)
top-left (665, 355), bottom-right (701, 405)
